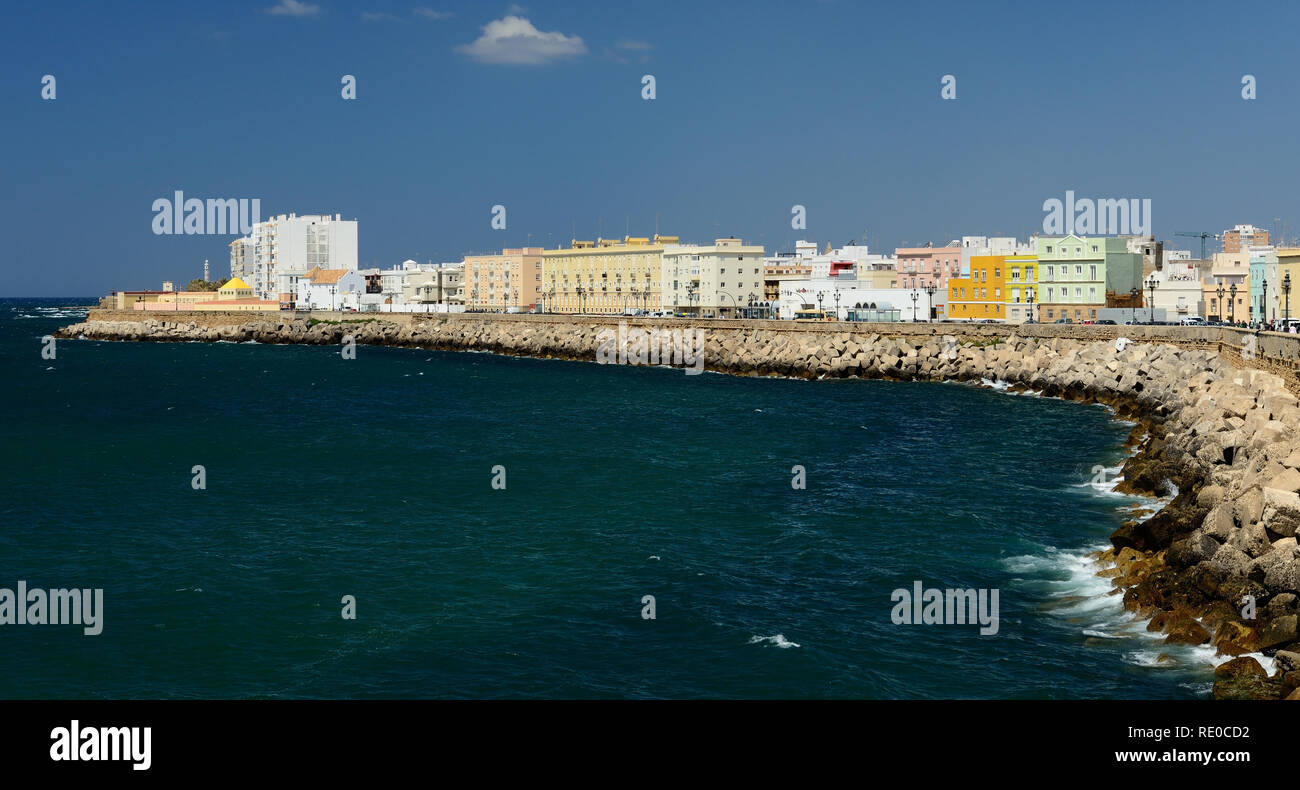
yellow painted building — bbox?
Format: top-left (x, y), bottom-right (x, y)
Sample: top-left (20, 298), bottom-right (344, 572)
top-left (1279, 248), bottom-right (1300, 321)
top-left (947, 255), bottom-right (1009, 321)
top-left (113, 289), bottom-right (221, 310)
top-left (218, 277), bottom-right (253, 299)
top-left (1203, 251), bottom-right (1251, 323)
top-left (1003, 253), bottom-right (1037, 323)
top-left (542, 235), bottom-right (678, 314)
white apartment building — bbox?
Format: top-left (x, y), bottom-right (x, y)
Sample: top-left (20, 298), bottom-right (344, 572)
top-left (803, 242), bottom-right (893, 280)
top-left (776, 276), bottom-right (926, 322)
top-left (960, 235), bottom-right (1029, 279)
top-left (661, 237), bottom-right (766, 316)
top-left (1149, 259), bottom-right (1206, 320)
top-left (230, 213), bottom-right (359, 302)
top-left (228, 237), bottom-right (254, 281)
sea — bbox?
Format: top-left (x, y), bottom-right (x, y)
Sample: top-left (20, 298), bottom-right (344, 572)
top-left (0, 297), bottom-right (1243, 698)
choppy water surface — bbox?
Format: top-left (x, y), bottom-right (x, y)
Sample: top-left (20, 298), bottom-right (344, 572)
top-left (0, 299), bottom-right (1224, 698)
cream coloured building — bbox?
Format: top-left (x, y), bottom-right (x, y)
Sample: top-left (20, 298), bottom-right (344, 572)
top-left (542, 235), bottom-right (677, 314)
top-left (662, 237), bottom-right (766, 317)
top-left (464, 247), bottom-right (544, 311)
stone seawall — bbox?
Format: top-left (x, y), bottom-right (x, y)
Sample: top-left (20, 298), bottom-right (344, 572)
top-left (57, 310), bottom-right (1300, 697)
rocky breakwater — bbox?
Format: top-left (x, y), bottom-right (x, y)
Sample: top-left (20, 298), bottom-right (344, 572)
top-left (58, 314), bottom-right (1300, 697)
top-left (1103, 363), bottom-right (1300, 700)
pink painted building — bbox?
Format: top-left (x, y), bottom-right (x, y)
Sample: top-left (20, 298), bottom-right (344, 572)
top-left (894, 246), bottom-right (962, 290)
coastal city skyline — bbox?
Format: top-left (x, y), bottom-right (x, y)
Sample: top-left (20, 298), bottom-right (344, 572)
top-left (4, 0), bottom-right (1299, 296)
top-left (108, 212), bottom-right (1300, 329)
top-left (11, 0), bottom-right (1300, 766)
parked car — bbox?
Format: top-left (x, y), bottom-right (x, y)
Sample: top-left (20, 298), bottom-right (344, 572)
top-left (1054, 318), bottom-right (1073, 324)
top-left (1095, 319), bottom-right (1117, 325)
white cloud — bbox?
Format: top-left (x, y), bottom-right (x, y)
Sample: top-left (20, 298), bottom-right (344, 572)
top-left (362, 11), bottom-right (399, 21)
top-left (266, 0), bottom-right (320, 16)
top-left (414, 7), bottom-right (453, 20)
top-left (615, 40), bottom-right (652, 51)
top-left (456, 15), bottom-right (586, 65)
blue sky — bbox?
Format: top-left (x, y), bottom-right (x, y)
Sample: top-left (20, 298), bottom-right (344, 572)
top-left (1, 0), bottom-right (1296, 296)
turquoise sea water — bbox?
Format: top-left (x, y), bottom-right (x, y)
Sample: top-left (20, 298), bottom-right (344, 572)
top-left (2, 298), bottom-right (1222, 698)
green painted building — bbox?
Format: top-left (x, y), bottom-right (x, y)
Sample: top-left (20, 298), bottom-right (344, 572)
top-left (1035, 235), bottom-right (1142, 322)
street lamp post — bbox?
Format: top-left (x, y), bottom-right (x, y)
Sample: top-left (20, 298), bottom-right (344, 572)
top-left (909, 289), bottom-right (919, 322)
top-left (833, 291), bottom-right (841, 321)
top-left (1130, 287), bottom-right (1141, 325)
top-left (923, 282), bottom-right (937, 322)
top-left (1146, 275), bottom-right (1158, 325)
top-left (1284, 271), bottom-right (1292, 325)
top-left (1026, 290), bottom-right (1035, 323)
top-left (1216, 283), bottom-right (1225, 323)
top-left (1229, 283), bottom-right (1238, 325)
top-left (719, 291), bottom-right (739, 319)
top-left (1261, 279), bottom-right (1269, 327)
top-left (816, 291), bottom-right (825, 313)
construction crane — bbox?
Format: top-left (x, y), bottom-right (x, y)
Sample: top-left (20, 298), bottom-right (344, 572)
top-left (1175, 231), bottom-right (1219, 260)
